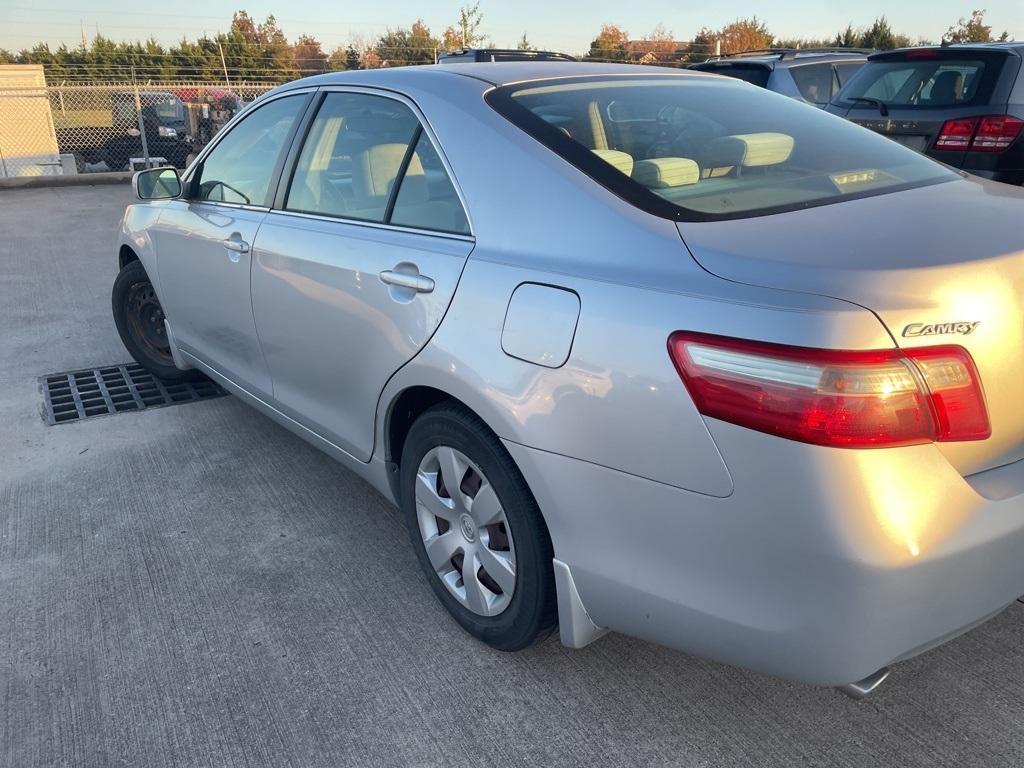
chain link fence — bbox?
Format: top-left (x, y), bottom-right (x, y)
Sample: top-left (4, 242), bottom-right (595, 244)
top-left (0, 76), bottom-right (276, 177)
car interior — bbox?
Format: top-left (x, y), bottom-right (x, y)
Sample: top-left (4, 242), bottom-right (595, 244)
top-left (506, 80), bottom-right (952, 215)
top-left (285, 94), bottom-right (470, 234)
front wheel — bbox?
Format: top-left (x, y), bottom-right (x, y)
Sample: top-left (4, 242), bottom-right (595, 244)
top-left (400, 402), bottom-right (557, 651)
top-left (111, 260), bottom-right (201, 382)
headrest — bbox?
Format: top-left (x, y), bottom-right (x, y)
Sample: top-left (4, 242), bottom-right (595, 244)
top-left (591, 149), bottom-right (634, 177)
top-left (701, 132), bottom-right (794, 169)
top-left (631, 157), bottom-right (700, 188)
top-left (353, 143), bottom-right (424, 199)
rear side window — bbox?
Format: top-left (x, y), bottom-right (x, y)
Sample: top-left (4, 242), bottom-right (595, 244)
top-left (789, 64), bottom-right (833, 105)
top-left (390, 132), bottom-right (470, 234)
top-left (834, 62), bottom-right (864, 87)
top-left (836, 53), bottom-right (1008, 108)
top-left (488, 75), bottom-right (955, 220)
top-left (695, 64), bottom-right (771, 88)
top-left (285, 92), bottom-right (469, 234)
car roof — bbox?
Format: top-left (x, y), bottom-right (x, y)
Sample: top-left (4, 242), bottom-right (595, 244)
top-left (695, 51), bottom-right (869, 69)
top-left (277, 61), bottom-right (706, 91)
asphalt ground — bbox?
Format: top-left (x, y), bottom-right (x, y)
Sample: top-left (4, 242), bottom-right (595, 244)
top-left (2, 184), bottom-right (1023, 767)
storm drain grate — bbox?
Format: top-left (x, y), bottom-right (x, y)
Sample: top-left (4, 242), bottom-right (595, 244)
top-left (41, 363), bottom-right (227, 425)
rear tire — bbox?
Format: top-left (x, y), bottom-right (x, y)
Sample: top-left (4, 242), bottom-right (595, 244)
top-left (400, 402), bottom-right (557, 651)
top-left (112, 260), bottom-right (202, 382)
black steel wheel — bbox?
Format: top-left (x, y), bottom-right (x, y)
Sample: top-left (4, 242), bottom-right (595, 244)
top-left (112, 260), bottom-right (202, 382)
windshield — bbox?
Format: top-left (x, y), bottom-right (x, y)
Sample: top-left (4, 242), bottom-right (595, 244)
top-left (487, 76), bottom-right (955, 220)
top-left (151, 96), bottom-right (184, 121)
top-left (834, 53), bottom-right (1006, 109)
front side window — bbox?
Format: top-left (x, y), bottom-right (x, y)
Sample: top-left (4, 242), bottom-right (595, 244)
top-left (286, 92), bottom-right (469, 234)
top-left (194, 94), bottom-right (305, 206)
top-left (487, 76), bottom-right (955, 220)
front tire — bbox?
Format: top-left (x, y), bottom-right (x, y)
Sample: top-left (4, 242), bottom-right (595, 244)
top-left (400, 402), bottom-right (557, 651)
top-left (112, 260), bottom-right (201, 382)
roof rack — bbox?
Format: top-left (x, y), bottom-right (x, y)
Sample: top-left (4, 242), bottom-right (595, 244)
top-left (705, 47), bottom-right (873, 61)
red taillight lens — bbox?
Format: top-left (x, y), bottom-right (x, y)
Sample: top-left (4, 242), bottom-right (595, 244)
top-left (667, 332), bottom-right (990, 448)
top-left (935, 118), bottom-right (977, 150)
top-left (903, 347), bottom-right (991, 440)
top-left (935, 115), bottom-right (1023, 152)
top-left (972, 115), bottom-right (1024, 151)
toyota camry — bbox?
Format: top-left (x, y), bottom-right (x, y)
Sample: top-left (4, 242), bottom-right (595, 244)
top-left (113, 63), bottom-right (1024, 695)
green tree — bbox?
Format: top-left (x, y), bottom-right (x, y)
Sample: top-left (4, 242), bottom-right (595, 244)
top-left (327, 45), bottom-right (362, 71)
top-left (444, 3), bottom-right (486, 49)
top-left (586, 23), bottom-right (629, 62)
top-left (945, 9), bottom-right (1009, 43)
top-left (687, 27), bottom-right (718, 62)
top-left (292, 35), bottom-right (328, 75)
top-left (832, 24), bottom-right (863, 48)
top-left (860, 17), bottom-right (911, 51)
top-left (516, 33), bottom-right (532, 51)
top-left (718, 17), bottom-right (774, 55)
top-left (375, 20), bottom-right (440, 67)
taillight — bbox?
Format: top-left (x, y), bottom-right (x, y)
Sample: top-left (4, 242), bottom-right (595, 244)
top-left (972, 115), bottom-right (1024, 151)
top-left (935, 118), bottom-right (976, 150)
top-left (935, 115), bottom-right (1023, 152)
top-left (667, 332), bottom-right (990, 448)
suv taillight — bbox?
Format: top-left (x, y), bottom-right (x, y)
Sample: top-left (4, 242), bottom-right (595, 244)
top-left (935, 115), bottom-right (1024, 152)
top-left (972, 115), bottom-right (1024, 151)
top-left (668, 332), bottom-right (990, 448)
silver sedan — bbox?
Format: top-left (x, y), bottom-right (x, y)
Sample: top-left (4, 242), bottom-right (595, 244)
top-left (114, 62), bottom-right (1024, 695)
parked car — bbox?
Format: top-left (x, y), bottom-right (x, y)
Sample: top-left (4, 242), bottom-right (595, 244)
top-left (439, 48), bottom-right (576, 63)
top-left (689, 48), bottom-right (869, 106)
top-left (102, 102), bottom-right (194, 171)
top-left (827, 43), bottom-right (1024, 185)
top-left (115, 62), bottom-right (1024, 695)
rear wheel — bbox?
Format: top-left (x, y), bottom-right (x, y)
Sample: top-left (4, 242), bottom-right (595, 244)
top-left (112, 260), bottom-right (201, 382)
top-left (400, 403), bottom-right (557, 650)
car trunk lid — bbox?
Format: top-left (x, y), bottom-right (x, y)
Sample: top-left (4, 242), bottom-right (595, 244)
top-left (677, 176), bottom-right (1024, 477)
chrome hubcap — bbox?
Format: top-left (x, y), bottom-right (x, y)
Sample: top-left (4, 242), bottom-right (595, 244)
top-left (415, 446), bottom-right (516, 617)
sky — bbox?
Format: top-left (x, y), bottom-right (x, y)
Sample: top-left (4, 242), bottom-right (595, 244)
top-left (2, 0), bottom-right (1022, 54)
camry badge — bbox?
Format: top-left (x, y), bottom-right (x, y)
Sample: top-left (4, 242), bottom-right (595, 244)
top-left (902, 321), bottom-right (981, 338)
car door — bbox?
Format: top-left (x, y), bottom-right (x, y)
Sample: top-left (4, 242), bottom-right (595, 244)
top-left (151, 90), bottom-right (311, 397)
top-left (250, 89), bottom-right (473, 461)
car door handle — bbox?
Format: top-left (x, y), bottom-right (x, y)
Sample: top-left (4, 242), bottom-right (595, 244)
top-left (222, 237), bottom-right (250, 253)
top-left (379, 270), bottom-right (434, 293)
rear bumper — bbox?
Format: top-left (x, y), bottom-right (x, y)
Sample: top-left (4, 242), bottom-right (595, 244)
top-left (505, 423), bottom-right (1024, 685)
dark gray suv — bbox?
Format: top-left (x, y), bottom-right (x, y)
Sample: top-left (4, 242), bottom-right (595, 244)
top-left (827, 44), bottom-right (1024, 186)
top-left (690, 49), bottom-right (869, 107)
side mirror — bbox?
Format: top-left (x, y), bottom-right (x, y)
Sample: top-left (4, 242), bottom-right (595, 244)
top-left (133, 167), bottom-right (182, 201)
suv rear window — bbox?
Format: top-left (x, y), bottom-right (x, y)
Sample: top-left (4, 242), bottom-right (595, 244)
top-left (693, 63), bottom-right (771, 88)
top-left (835, 51), bottom-right (1008, 108)
top-left (487, 75), bottom-right (954, 220)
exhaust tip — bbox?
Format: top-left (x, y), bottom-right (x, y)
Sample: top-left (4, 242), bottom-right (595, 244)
top-left (838, 667), bottom-right (891, 700)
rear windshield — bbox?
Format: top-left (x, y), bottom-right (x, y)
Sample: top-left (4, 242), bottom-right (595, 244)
top-left (834, 52), bottom-right (1008, 109)
top-left (487, 76), bottom-right (955, 220)
top-left (692, 63), bottom-right (771, 88)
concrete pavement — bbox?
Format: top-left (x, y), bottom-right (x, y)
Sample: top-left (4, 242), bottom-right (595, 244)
top-left (2, 185), bottom-right (1024, 767)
